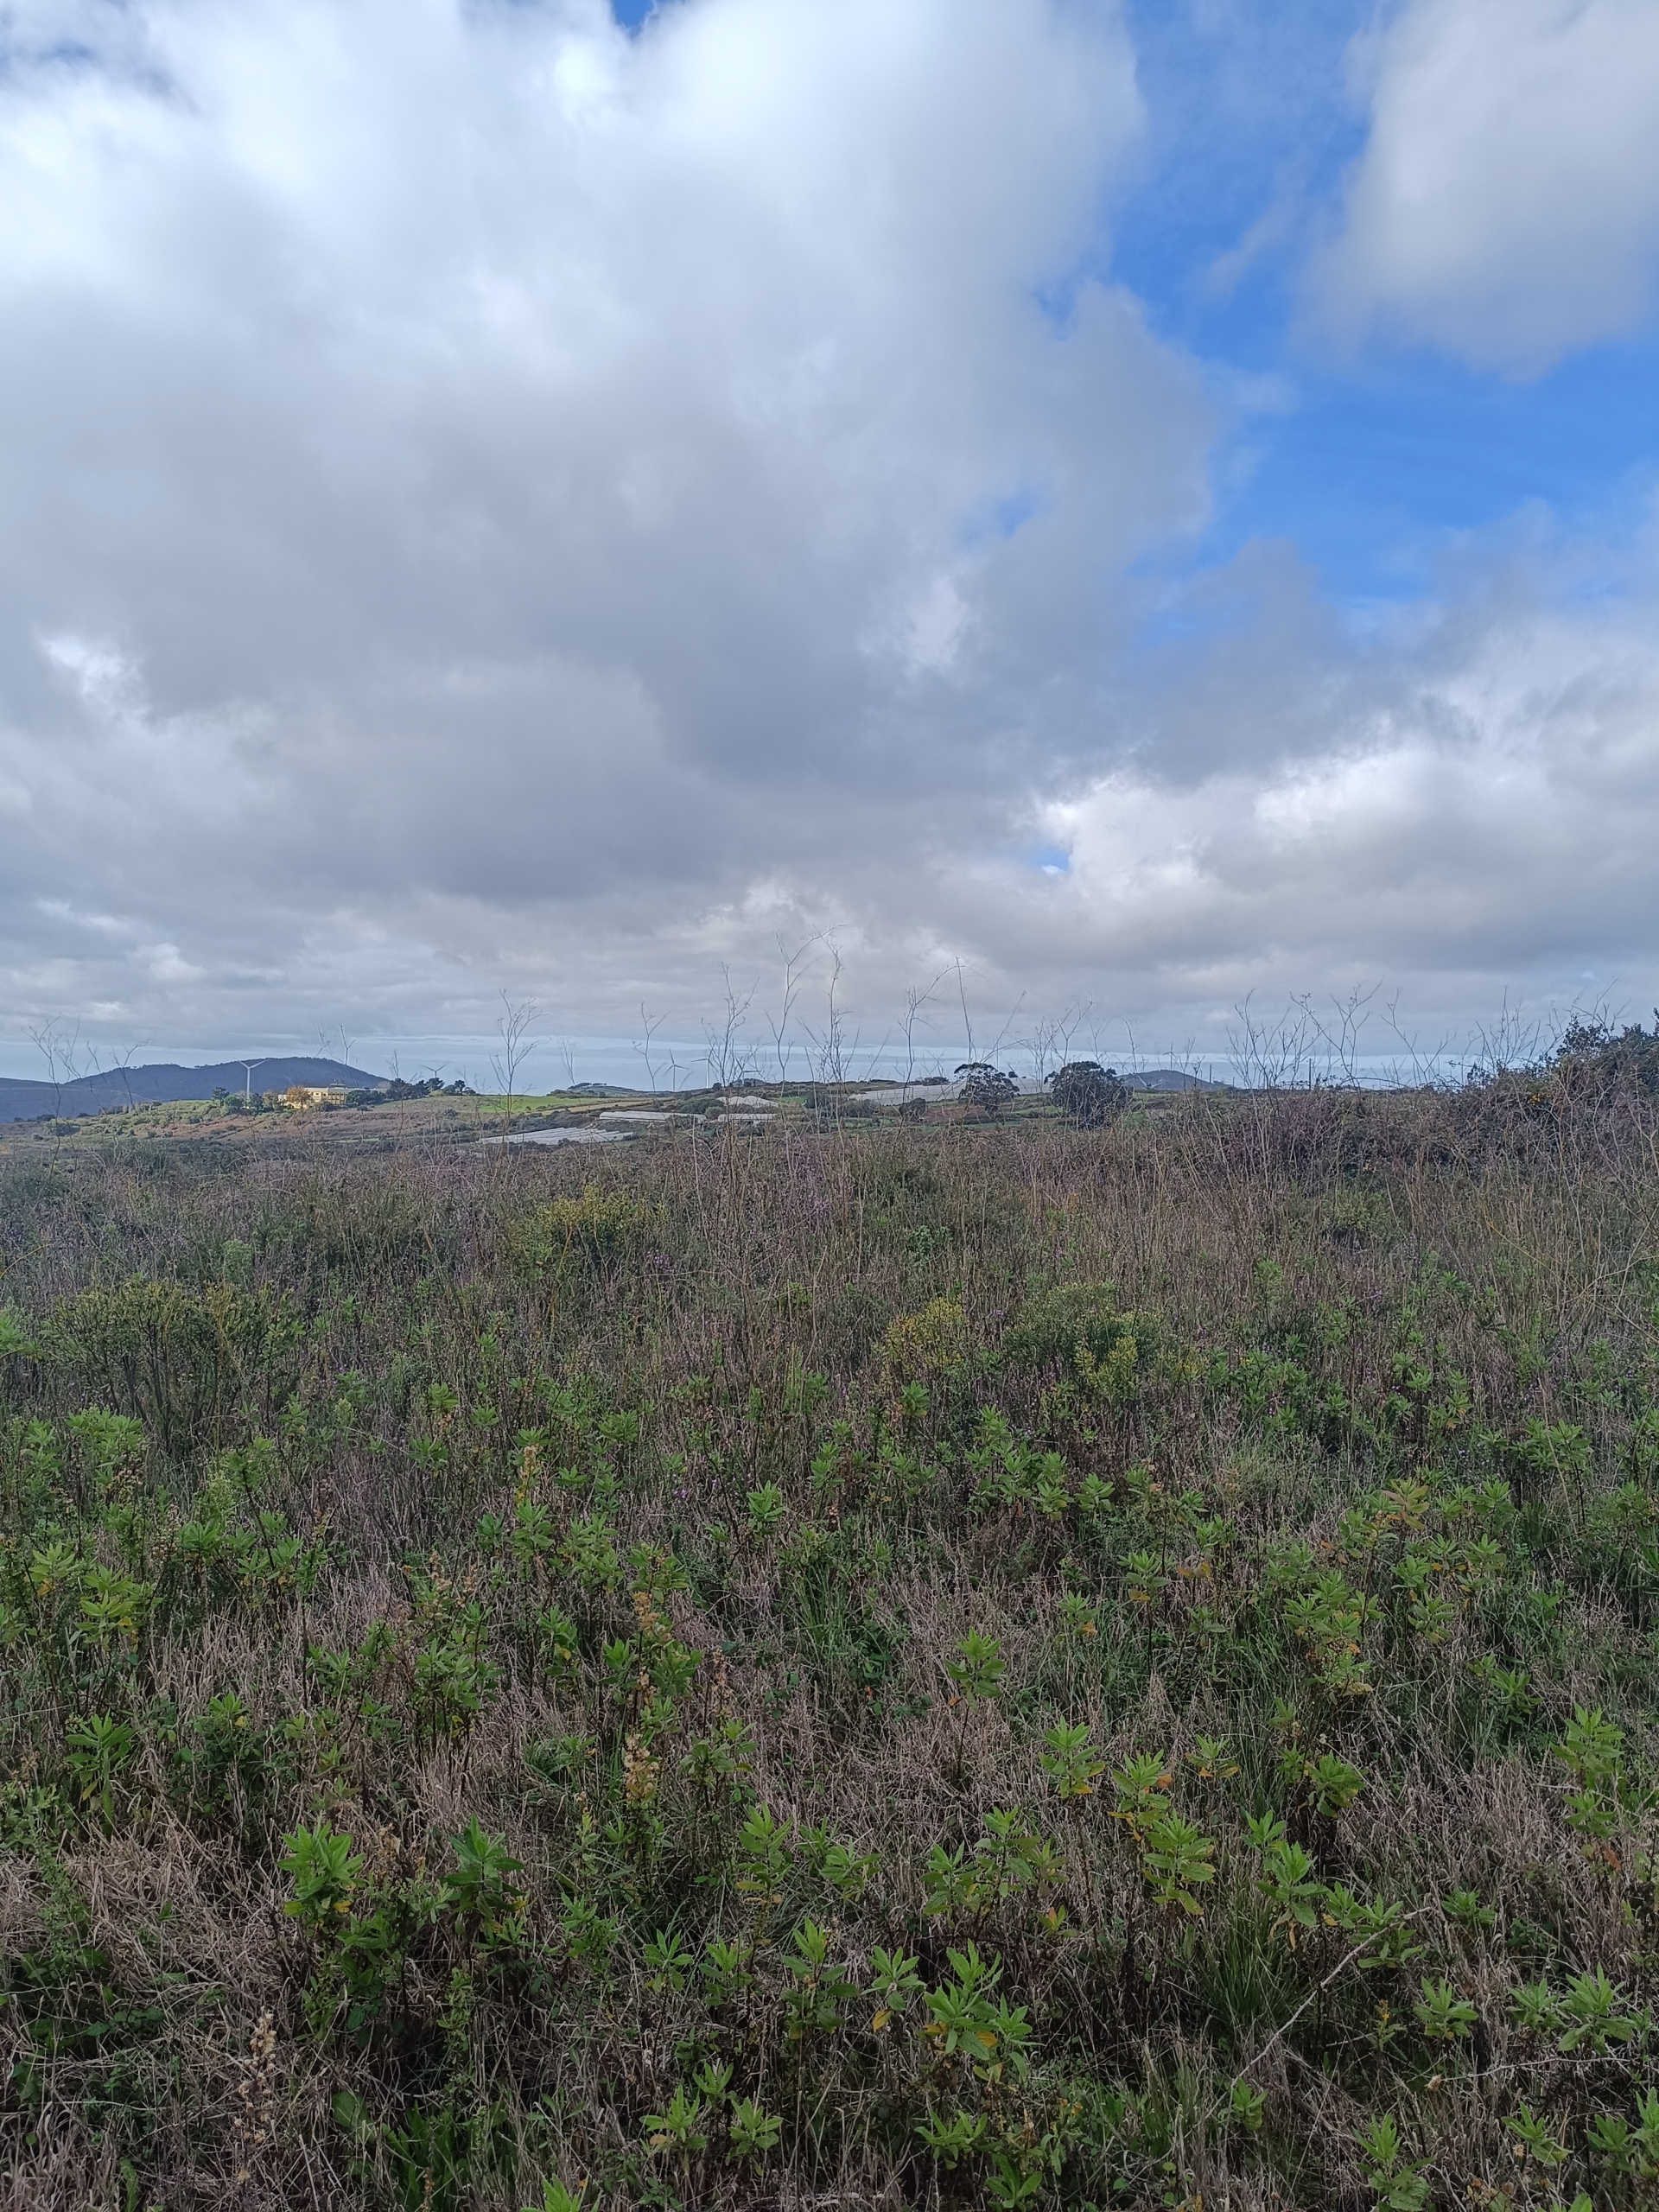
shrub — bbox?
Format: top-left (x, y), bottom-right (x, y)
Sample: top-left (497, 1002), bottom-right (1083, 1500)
top-left (39, 1276), bottom-right (280, 1455)
top-left (507, 1187), bottom-right (659, 1275)
top-left (1001, 1282), bottom-right (1156, 1385)
top-left (955, 1063), bottom-right (1020, 1116)
top-left (882, 1297), bottom-right (969, 1382)
top-left (1045, 1060), bottom-right (1129, 1128)
top-left (1554, 1014), bottom-right (1659, 1096)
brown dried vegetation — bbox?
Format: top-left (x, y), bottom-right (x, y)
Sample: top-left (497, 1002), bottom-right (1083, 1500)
top-left (0, 1079), bottom-right (1656, 2208)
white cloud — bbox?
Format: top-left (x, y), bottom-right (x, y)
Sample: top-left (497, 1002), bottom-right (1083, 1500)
top-left (1005, 556), bottom-right (1659, 1030)
top-left (2, 0), bottom-right (1657, 1072)
top-left (1316, 0), bottom-right (1659, 372)
top-left (0, 0), bottom-right (1227, 1046)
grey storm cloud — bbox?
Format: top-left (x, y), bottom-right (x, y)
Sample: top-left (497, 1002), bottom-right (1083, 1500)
top-left (1, 0), bottom-right (1657, 1060)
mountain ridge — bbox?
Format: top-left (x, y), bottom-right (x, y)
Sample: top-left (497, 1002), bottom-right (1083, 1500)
top-left (0, 1058), bottom-right (387, 1123)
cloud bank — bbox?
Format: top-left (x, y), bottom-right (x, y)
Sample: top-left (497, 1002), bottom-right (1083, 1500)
top-left (1318, 0), bottom-right (1659, 372)
top-left (0, 0), bottom-right (1656, 1066)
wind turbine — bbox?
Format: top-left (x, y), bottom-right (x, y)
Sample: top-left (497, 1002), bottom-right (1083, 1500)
top-left (239, 1060), bottom-right (267, 1106)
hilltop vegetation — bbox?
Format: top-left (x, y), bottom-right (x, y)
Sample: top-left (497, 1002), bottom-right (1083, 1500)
top-left (0, 1073), bottom-right (1657, 2209)
top-left (0, 1059), bottom-right (387, 1126)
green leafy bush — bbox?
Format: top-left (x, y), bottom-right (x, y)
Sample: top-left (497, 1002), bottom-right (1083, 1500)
top-left (506, 1187), bottom-right (660, 1275)
top-left (1001, 1281), bottom-right (1158, 1388)
top-left (1045, 1060), bottom-right (1129, 1128)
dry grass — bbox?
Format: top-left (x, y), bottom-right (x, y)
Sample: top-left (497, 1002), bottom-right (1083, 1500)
top-left (0, 1084), bottom-right (1656, 2208)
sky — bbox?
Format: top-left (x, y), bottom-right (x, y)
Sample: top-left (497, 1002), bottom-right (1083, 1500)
top-left (2, 0), bottom-right (1658, 1089)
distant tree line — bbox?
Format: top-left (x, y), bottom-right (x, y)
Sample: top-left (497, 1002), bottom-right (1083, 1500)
top-left (207, 1076), bottom-right (470, 1117)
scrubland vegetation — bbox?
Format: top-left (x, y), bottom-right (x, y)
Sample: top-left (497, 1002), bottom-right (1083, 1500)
top-left (2, 1058), bottom-right (1658, 2209)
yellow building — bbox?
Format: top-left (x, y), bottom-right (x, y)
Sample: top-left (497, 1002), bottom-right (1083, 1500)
top-left (281, 1085), bottom-right (349, 1109)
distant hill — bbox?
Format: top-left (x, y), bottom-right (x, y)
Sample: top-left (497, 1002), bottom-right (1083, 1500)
top-left (0, 1058), bottom-right (387, 1124)
top-left (1122, 1068), bottom-right (1232, 1091)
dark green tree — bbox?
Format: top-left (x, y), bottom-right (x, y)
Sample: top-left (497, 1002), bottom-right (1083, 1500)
top-left (1045, 1060), bottom-right (1128, 1128)
top-left (955, 1063), bottom-right (1020, 1116)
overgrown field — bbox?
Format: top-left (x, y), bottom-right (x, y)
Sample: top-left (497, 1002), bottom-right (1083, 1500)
top-left (2, 1085), bottom-right (1658, 2209)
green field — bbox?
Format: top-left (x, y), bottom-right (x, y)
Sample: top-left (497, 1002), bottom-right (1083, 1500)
top-left (1, 1067), bottom-right (1656, 2209)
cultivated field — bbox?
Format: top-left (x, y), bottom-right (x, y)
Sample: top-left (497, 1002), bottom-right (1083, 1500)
top-left (1, 1074), bottom-right (1656, 2209)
